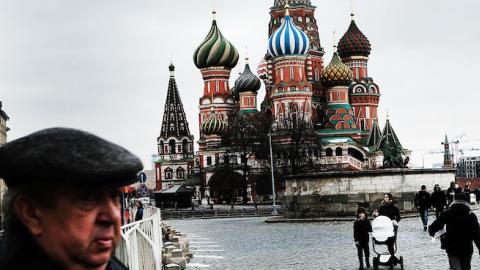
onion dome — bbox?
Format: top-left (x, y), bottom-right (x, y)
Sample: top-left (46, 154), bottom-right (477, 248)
top-left (268, 10), bottom-right (310, 58)
top-left (193, 11), bottom-right (239, 69)
top-left (337, 18), bottom-right (371, 58)
top-left (274, 0), bottom-right (312, 7)
top-left (202, 113), bottom-right (226, 135)
top-left (234, 59), bottom-right (261, 93)
top-left (321, 51), bottom-right (353, 88)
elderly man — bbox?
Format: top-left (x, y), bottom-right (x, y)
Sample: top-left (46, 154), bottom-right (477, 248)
top-left (0, 128), bottom-right (143, 270)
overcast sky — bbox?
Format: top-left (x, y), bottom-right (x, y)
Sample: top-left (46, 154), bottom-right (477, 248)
top-left (1, 0), bottom-right (479, 169)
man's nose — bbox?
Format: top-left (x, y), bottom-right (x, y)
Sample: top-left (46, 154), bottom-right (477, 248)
top-left (97, 196), bottom-right (121, 225)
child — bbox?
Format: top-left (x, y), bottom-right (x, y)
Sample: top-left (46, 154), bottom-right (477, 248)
top-left (354, 207), bottom-right (372, 270)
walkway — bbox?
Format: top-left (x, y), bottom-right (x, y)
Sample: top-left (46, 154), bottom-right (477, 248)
top-left (168, 209), bottom-right (480, 269)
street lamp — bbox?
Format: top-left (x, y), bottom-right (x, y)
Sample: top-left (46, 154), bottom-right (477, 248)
top-left (268, 130), bottom-right (278, 215)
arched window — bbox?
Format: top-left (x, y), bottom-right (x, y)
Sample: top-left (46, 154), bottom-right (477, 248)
top-left (176, 167), bottom-right (185, 179)
top-left (182, 139), bottom-right (189, 155)
top-left (314, 68), bottom-right (320, 81)
top-left (348, 148), bottom-right (364, 161)
top-left (169, 139), bottom-right (176, 154)
top-left (159, 141), bottom-right (164, 154)
top-left (290, 67), bottom-right (294, 81)
top-left (335, 147), bottom-right (343, 156)
top-left (164, 168), bottom-right (173, 179)
top-left (325, 148), bottom-right (333, 157)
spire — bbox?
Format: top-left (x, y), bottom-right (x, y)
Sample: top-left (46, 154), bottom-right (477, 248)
top-left (442, 134), bottom-right (453, 167)
top-left (376, 119), bottom-right (404, 154)
top-left (169, 62), bottom-right (175, 77)
top-left (333, 30), bottom-right (338, 53)
top-left (212, 9), bottom-right (217, 21)
top-left (350, 0), bottom-right (355, 19)
top-left (160, 64), bottom-right (192, 139)
top-left (366, 120), bottom-right (382, 148)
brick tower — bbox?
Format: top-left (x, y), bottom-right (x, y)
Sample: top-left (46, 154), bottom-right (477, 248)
top-left (154, 63), bottom-right (195, 190)
top-left (338, 13), bottom-right (380, 132)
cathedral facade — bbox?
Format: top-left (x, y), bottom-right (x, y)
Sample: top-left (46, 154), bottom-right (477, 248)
top-left (156, 0), bottom-right (408, 202)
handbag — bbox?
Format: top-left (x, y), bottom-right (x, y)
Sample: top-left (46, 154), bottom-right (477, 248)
top-left (440, 232), bottom-right (447, 250)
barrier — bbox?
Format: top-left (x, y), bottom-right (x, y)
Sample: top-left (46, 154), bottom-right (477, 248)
top-left (116, 206), bottom-right (163, 270)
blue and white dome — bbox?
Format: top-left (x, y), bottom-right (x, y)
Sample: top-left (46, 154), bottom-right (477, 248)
top-left (268, 14), bottom-right (310, 57)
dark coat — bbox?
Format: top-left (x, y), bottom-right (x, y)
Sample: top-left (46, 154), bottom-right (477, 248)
top-left (414, 190), bottom-right (432, 210)
top-left (428, 200), bottom-right (480, 256)
top-left (135, 206), bottom-right (144, 221)
top-left (0, 224), bottom-right (128, 270)
top-left (378, 203), bottom-right (401, 222)
top-left (431, 189), bottom-right (447, 209)
top-left (354, 218), bottom-right (372, 243)
top-left (446, 187), bottom-right (457, 203)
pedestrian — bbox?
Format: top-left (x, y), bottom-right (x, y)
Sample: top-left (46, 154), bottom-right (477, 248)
top-left (374, 193), bottom-right (401, 263)
top-left (354, 207), bottom-right (372, 270)
top-left (464, 182), bottom-right (472, 203)
top-left (0, 127), bottom-right (143, 269)
top-left (474, 188), bottom-right (480, 205)
top-left (254, 201), bottom-right (258, 214)
top-left (431, 184), bottom-right (447, 218)
top-left (446, 181), bottom-right (457, 207)
top-left (429, 192), bottom-right (480, 270)
top-left (414, 185), bottom-right (431, 231)
top-left (455, 184), bottom-right (463, 195)
top-left (135, 200), bottom-right (144, 221)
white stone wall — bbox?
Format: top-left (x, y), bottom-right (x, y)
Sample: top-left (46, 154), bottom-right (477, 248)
top-left (285, 169), bottom-right (455, 196)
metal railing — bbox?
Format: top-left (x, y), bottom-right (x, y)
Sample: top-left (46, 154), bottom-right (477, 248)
top-left (115, 206), bottom-right (163, 270)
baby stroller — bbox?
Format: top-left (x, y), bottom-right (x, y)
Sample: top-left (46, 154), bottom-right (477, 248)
top-left (371, 216), bottom-right (404, 270)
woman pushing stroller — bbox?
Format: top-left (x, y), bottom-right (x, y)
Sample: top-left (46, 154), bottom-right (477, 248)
top-left (373, 193), bottom-right (402, 265)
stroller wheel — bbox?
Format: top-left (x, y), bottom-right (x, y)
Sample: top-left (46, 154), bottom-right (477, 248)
top-left (400, 256), bottom-right (404, 270)
top-left (373, 257), bottom-right (379, 270)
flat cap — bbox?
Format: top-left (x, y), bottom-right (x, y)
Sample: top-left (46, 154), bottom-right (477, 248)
top-left (0, 127), bottom-right (143, 188)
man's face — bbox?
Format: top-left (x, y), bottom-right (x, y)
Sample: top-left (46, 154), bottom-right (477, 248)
top-left (34, 186), bottom-right (122, 269)
top-left (383, 195), bottom-right (390, 204)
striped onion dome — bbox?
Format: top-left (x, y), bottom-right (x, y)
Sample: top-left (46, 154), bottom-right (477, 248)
top-left (321, 51), bottom-right (353, 87)
top-left (234, 59), bottom-right (261, 93)
top-left (202, 113), bottom-right (226, 135)
top-left (267, 14), bottom-right (310, 58)
top-left (337, 18), bottom-right (371, 58)
top-left (193, 12), bottom-right (239, 69)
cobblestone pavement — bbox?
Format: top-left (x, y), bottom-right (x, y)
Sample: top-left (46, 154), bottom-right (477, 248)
top-left (168, 209), bottom-right (480, 270)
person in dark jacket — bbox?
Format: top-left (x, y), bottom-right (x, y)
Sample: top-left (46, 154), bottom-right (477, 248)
top-left (135, 200), bottom-right (144, 221)
top-left (375, 193), bottom-right (401, 262)
top-left (446, 181), bottom-right (457, 207)
top-left (0, 128), bottom-right (140, 270)
top-left (429, 192), bottom-right (480, 270)
top-left (474, 188), bottom-right (480, 205)
top-left (414, 185), bottom-right (432, 231)
top-left (431, 184), bottom-right (447, 218)
top-left (354, 207), bottom-right (372, 270)
top-left (464, 182), bottom-right (472, 202)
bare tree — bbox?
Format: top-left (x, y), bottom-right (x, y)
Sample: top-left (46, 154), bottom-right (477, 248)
top-left (272, 103), bottom-right (321, 174)
top-left (222, 111), bottom-right (271, 204)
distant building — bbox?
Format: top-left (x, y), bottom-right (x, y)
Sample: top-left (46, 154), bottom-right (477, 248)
top-left (0, 101), bottom-right (9, 229)
top-left (457, 156), bottom-right (480, 178)
top-left (154, 64), bottom-right (195, 190)
top-left (0, 101), bottom-right (9, 145)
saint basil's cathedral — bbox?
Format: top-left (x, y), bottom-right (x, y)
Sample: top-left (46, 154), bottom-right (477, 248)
top-left (155, 0), bottom-right (408, 202)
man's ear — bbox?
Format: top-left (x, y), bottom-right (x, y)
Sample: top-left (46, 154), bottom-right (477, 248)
top-left (14, 196), bottom-right (44, 236)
